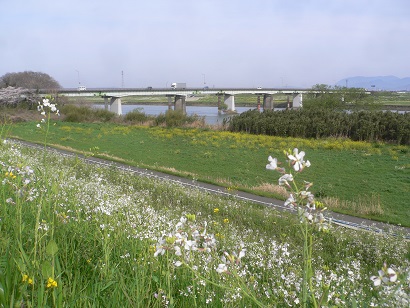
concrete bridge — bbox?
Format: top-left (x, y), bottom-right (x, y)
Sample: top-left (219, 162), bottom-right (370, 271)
top-left (54, 88), bottom-right (306, 115)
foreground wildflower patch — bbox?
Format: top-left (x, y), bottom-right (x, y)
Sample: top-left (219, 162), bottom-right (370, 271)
top-left (0, 140), bottom-right (409, 307)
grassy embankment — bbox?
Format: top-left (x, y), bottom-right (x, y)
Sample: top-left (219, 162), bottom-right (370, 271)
top-left (9, 121), bottom-right (410, 227)
top-left (1, 135), bottom-right (409, 307)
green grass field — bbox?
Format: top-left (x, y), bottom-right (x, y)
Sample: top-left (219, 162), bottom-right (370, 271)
top-left (1, 138), bottom-right (409, 307)
top-left (8, 122), bottom-right (410, 227)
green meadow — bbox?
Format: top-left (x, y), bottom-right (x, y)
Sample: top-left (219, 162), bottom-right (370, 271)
top-left (1, 134), bottom-right (409, 307)
top-left (9, 121), bottom-right (410, 227)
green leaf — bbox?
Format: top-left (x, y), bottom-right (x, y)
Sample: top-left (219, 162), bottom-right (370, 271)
top-left (41, 260), bottom-right (53, 278)
top-left (152, 275), bottom-right (159, 283)
top-left (46, 239), bottom-right (59, 256)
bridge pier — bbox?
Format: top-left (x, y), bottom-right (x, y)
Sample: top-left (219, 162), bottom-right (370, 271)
top-left (257, 95), bottom-right (261, 111)
top-left (174, 95), bottom-right (186, 114)
top-left (263, 94), bottom-right (274, 110)
top-left (292, 93), bottom-right (303, 108)
top-left (110, 97), bottom-right (122, 115)
top-left (167, 95), bottom-right (173, 110)
top-left (104, 96), bottom-right (122, 115)
top-left (224, 94), bottom-right (236, 112)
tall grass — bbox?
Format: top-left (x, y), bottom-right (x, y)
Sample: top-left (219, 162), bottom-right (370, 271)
top-left (0, 139), bottom-right (409, 307)
top-left (60, 104), bottom-right (117, 123)
top-left (154, 109), bottom-right (205, 127)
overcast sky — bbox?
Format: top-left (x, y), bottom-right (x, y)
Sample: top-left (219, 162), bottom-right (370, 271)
top-left (1, 0), bottom-right (409, 88)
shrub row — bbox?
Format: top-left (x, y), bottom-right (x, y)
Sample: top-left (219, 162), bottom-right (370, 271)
top-left (61, 105), bottom-right (116, 122)
top-left (61, 105), bottom-right (205, 128)
top-left (228, 109), bottom-right (410, 144)
top-left (154, 109), bottom-right (204, 127)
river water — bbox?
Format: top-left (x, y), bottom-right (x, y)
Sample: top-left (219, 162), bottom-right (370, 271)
top-left (115, 104), bottom-right (266, 125)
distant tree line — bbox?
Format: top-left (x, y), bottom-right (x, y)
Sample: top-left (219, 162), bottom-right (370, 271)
top-left (0, 71), bottom-right (61, 108)
top-left (228, 109), bottom-right (410, 145)
top-left (0, 71), bottom-right (61, 90)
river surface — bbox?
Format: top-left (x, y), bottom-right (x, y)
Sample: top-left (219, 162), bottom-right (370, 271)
top-left (98, 104), bottom-right (275, 125)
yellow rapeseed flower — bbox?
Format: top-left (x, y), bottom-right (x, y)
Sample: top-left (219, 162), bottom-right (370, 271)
top-left (46, 277), bottom-right (58, 289)
top-left (213, 208), bottom-right (220, 214)
top-left (5, 171), bottom-right (16, 179)
top-left (223, 218), bottom-right (229, 224)
top-left (22, 274), bottom-right (33, 285)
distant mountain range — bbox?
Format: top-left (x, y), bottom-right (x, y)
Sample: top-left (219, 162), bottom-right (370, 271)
top-left (335, 76), bottom-right (410, 91)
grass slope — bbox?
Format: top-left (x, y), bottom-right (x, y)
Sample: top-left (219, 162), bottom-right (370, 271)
top-left (9, 121), bottom-right (410, 227)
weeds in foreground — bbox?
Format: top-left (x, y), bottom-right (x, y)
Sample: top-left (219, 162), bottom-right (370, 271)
top-left (0, 102), bottom-right (409, 306)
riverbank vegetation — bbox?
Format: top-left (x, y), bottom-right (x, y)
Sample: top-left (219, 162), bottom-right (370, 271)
top-left (7, 120), bottom-right (410, 227)
top-left (1, 138), bottom-right (409, 307)
top-left (228, 109), bottom-right (410, 145)
top-left (1, 91), bottom-right (409, 306)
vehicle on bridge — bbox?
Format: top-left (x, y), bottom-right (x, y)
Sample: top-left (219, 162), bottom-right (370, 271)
top-left (171, 82), bottom-right (186, 89)
top-left (77, 86), bottom-right (87, 91)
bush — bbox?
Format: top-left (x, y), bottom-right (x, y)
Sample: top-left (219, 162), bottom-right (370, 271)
top-left (61, 105), bottom-right (117, 123)
top-left (124, 108), bottom-right (153, 123)
top-left (228, 109), bottom-right (410, 145)
top-left (154, 109), bottom-right (204, 127)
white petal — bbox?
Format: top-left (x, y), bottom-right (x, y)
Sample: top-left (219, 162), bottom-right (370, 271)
top-left (370, 276), bottom-right (381, 286)
top-left (216, 264), bottom-right (227, 273)
top-left (174, 261), bottom-right (182, 267)
top-left (387, 268), bottom-right (397, 282)
top-left (287, 154), bottom-right (297, 161)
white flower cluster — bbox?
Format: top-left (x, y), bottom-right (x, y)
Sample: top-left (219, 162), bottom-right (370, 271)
top-left (1, 162), bottom-right (37, 201)
top-left (370, 263), bottom-right (398, 286)
top-left (216, 244), bottom-right (246, 274)
top-left (154, 215), bottom-right (218, 266)
top-left (266, 148), bottom-right (330, 229)
top-left (267, 148), bottom-right (310, 173)
top-left (36, 98), bottom-right (59, 128)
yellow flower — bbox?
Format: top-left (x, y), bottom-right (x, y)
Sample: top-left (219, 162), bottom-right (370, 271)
top-left (22, 274), bottom-right (33, 285)
top-left (223, 218), bottom-right (229, 224)
top-left (5, 171), bottom-right (16, 179)
top-left (46, 277), bottom-right (58, 289)
top-left (213, 208), bottom-right (220, 214)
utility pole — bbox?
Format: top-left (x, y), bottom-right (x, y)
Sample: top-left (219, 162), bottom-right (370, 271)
top-left (121, 71), bottom-right (124, 88)
top-left (75, 69), bottom-right (80, 85)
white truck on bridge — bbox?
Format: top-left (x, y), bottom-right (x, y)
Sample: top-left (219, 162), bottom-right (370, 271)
top-left (171, 83), bottom-right (186, 89)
